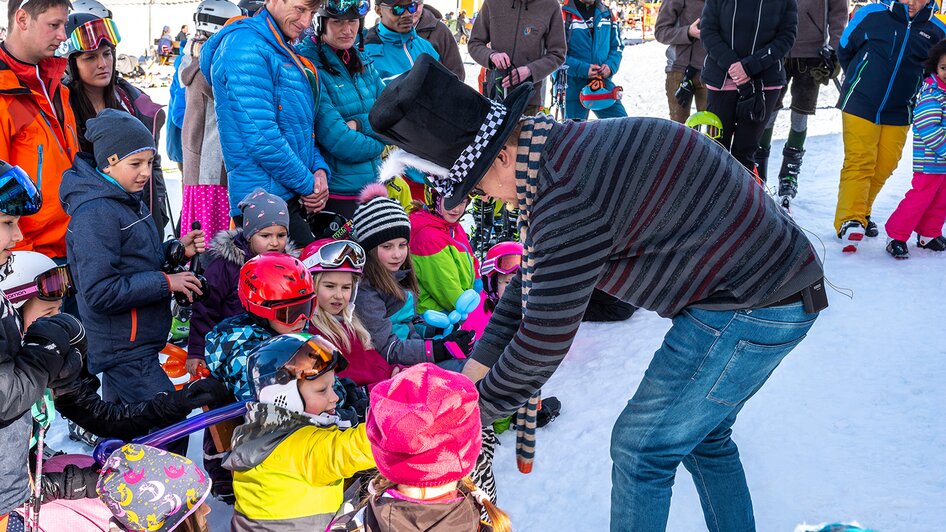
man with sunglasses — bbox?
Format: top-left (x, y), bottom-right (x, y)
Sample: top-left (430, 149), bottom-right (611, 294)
top-left (0, 0), bottom-right (79, 261)
top-left (363, 0), bottom-right (440, 85)
top-left (201, 0), bottom-right (331, 247)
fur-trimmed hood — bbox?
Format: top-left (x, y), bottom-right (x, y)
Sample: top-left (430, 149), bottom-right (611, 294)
top-left (206, 229), bottom-right (299, 267)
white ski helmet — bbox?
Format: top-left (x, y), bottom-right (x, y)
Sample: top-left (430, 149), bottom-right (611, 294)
top-left (0, 251), bottom-right (58, 309)
top-left (194, 0), bottom-right (242, 36)
top-left (70, 0), bottom-right (112, 18)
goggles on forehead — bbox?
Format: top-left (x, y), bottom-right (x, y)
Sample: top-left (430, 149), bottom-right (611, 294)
top-left (303, 240), bottom-right (366, 271)
top-left (381, 1), bottom-right (418, 16)
top-left (481, 253), bottom-right (521, 276)
top-left (70, 17), bottom-right (121, 53)
top-left (324, 0), bottom-right (371, 17)
top-left (5, 265), bottom-right (75, 305)
top-left (0, 163), bottom-right (42, 217)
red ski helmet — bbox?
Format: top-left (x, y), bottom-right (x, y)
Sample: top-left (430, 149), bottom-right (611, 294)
top-left (238, 253), bottom-right (315, 326)
top-left (481, 241), bottom-right (523, 301)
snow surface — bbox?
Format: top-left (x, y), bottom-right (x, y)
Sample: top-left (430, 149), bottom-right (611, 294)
top-left (46, 41), bottom-right (946, 531)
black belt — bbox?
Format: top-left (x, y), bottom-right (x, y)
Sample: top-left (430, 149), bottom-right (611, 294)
top-left (767, 290), bottom-right (805, 308)
top-left (763, 277), bottom-right (828, 314)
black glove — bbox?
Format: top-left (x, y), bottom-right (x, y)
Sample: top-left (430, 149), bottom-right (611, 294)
top-left (50, 313), bottom-right (87, 357)
top-left (736, 79), bottom-right (766, 123)
top-left (48, 347), bottom-right (83, 389)
top-left (23, 316), bottom-right (76, 378)
top-left (431, 329), bottom-right (475, 362)
top-left (176, 378), bottom-right (232, 410)
top-left (812, 47), bottom-right (841, 85)
top-left (40, 463), bottom-right (99, 501)
top-left (674, 66), bottom-right (698, 108)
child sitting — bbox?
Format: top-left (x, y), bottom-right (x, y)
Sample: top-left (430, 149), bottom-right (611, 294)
top-left (225, 333), bottom-right (375, 530)
top-left (351, 185), bottom-right (473, 367)
top-left (302, 239), bottom-right (398, 389)
top-left (187, 189), bottom-right (295, 377)
top-left (408, 187), bottom-right (478, 314)
top-left (332, 363), bottom-right (511, 531)
top-left (61, 109), bottom-right (206, 406)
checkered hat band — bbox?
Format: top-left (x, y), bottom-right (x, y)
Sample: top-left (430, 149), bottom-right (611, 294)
top-left (436, 101), bottom-right (507, 197)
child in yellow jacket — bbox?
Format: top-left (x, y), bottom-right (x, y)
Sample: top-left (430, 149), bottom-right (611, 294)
top-left (224, 333), bottom-right (375, 531)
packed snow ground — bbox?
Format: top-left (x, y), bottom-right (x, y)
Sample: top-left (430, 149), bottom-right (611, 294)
top-left (48, 41), bottom-right (946, 531)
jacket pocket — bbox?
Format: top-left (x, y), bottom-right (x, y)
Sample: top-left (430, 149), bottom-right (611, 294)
top-left (129, 308), bottom-right (138, 342)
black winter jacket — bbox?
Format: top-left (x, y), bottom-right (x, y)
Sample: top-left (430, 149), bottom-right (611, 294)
top-left (700, 0), bottom-right (798, 87)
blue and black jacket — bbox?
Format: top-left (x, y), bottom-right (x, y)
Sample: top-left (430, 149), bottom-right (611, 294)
top-left (837, 0), bottom-right (946, 125)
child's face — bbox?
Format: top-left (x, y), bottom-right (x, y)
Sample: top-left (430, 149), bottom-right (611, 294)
top-left (298, 370), bottom-right (339, 416)
top-left (317, 271), bottom-right (355, 316)
top-left (0, 214), bottom-right (22, 265)
top-left (496, 273), bottom-right (514, 300)
top-left (103, 151), bottom-right (154, 193)
top-left (439, 196), bottom-right (468, 224)
top-left (21, 298), bottom-right (62, 329)
top-left (269, 318), bottom-right (307, 334)
top-left (937, 56), bottom-right (946, 82)
top-left (248, 226), bottom-right (289, 256)
top-left (376, 238), bottom-right (408, 273)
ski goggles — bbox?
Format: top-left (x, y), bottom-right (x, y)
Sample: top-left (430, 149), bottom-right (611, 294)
top-left (248, 294), bottom-right (315, 327)
top-left (68, 17), bottom-right (121, 53)
top-left (0, 162), bottom-right (42, 217)
top-left (481, 253), bottom-right (521, 276)
top-left (303, 240), bottom-right (366, 271)
top-left (5, 264), bottom-right (75, 305)
top-left (324, 0), bottom-right (371, 17)
top-left (277, 335), bottom-right (347, 383)
top-left (380, 1), bottom-right (417, 16)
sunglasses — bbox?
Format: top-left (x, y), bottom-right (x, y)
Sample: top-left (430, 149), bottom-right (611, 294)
top-left (381, 1), bottom-right (418, 16)
top-left (481, 253), bottom-right (521, 276)
top-left (0, 163), bottom-right (42, 217)
top-left (5, 264), bottom-right (75, 305)
top-left (68, 17), bottom-right (121, 54)
top-left (275, 335), bottom-right (347, 384)
top-left (302, 240), bottom-right (366, 271)
top-left (247, 294), bottom-right (315, 327)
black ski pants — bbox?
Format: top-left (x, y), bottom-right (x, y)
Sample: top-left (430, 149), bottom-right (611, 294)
top-left (706, 88), bottom-right (781, 174)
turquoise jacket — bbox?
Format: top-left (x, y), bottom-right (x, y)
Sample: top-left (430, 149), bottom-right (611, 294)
top-left (297, 38), bottom-right (387, 196)
top-left (561, 0), bottom-right (623, 86)
top-left (363, 23), bottom-right (440, 85)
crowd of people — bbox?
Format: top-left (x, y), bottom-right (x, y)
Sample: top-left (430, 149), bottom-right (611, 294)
top-left (0, 0), bottom-right (942, 529)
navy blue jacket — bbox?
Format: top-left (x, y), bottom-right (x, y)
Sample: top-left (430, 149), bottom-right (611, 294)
top-left (61, 154), bottom-right (172, 374)
top-left (837, 0), bottom-right (946, 125)
top-left (699, 0), bottom-right (798, 88)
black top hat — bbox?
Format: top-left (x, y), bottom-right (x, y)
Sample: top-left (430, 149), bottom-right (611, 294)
top-left (369, 54), bottom-right (534, 210)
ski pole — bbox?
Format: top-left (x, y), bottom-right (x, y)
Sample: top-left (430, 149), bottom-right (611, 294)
top-left (28, 401), bottom-right (48, 532)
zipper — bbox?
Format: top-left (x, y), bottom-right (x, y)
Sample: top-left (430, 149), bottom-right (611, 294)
top-left (33, 65), bottom-right (55, 114)
top-left (403, 40), bottom-right (414, 68)
top-left (751, 0), bottom-right (763, 53)
top-left (730, 0), bottom-right (737, 57)
top-left (841, 54), bottom-right (869, 109)
top-left (877, 18), bottom-right (912, 123)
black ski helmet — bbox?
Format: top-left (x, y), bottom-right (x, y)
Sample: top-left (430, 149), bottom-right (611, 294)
top-left (315, 0), bottom-right (371, 49)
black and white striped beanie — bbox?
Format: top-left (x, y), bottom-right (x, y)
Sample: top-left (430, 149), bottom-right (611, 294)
top-left (352, 184), bottom-right (411, 252)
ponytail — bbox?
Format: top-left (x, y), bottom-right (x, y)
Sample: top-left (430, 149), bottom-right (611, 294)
top-left (460, 477), bottom-right (511, 532)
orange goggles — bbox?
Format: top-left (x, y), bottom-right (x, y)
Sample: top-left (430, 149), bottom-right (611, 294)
top-left (68, 17), bottom-right (121, 53)
top-left (276, 335), bottom-right (346, 384)
top-left (246, 294), bottom-right (315, 327)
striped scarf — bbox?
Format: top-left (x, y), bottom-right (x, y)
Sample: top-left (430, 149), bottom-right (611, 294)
top-left (513, 114), bottom-right (554, 312)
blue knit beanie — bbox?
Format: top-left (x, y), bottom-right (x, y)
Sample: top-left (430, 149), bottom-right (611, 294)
top-left (85, 109), bottom-right (156, 171)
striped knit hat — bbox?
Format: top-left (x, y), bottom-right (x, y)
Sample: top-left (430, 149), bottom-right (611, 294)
top-left (352, 183), bottom-right (410, 252)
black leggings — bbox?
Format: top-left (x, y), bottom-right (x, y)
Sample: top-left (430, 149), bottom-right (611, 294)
top-left (706, 89), bottom-right (781, 174)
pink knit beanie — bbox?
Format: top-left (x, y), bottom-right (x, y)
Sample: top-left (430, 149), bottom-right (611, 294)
top-left (367, 363), bottom-right (482, 487)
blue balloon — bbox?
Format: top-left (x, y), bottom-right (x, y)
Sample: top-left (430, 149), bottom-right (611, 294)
top-left (448, 310), bottom-right (461, 324)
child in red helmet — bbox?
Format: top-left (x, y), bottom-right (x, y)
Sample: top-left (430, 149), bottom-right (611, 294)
top-left (302, 239), bottom-right (399, 390)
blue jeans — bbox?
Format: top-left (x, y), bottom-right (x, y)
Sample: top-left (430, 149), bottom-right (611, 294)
top-left (610, 302), bottom-right (817, 532)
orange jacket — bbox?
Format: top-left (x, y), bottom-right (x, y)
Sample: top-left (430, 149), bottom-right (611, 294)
top-left (0, 45), bottom-right (79, 258)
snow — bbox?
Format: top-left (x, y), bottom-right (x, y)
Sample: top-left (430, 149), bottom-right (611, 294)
top-left (46, 40), bottom-right (946, 531)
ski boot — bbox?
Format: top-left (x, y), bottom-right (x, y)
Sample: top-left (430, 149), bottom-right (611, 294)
top-left (754, 146), bottom-right (770, 185)
top-left (777, 147), bottom-right (804, 211)
top-left (917, 235), bottom-right (946, 251)
top-left (838, 220), bottom-right (865, 253)
top-left (864, 215), bottom-right (879, 238)
top-left (886, 239), bottom-right (909, 259)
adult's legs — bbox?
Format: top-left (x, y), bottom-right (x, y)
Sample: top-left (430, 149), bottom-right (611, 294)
top-left (834, 112), bottom-right (883, 232)
top-left (610, 303), bottom-right (817, 532)
top-left (729, 89), bottom-right (781, 175)
top-left (865, 123), bottom-right (910, 216)
top-left (665, 70), bottom-right (690, 124)
top-left (706, 90), bottom-right (740, 152)
top-left (693, 78), bottom-right (708, 114)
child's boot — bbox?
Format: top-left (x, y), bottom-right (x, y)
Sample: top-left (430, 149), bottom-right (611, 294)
top-left (917, 235), bottom-right (946, 251)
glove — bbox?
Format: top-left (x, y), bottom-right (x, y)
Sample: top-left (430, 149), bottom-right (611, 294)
top-left (736, 79), bottom-right (766, 123)
top-left (811, 48), bottom-right (841, 85)
top-left (41, 463), bottom-right (99, 501)
top-left (176, 378), bottom-right (231, 410)
top-left (674, 66), bottom-right (698, 108)
top-left (48, 347), bottom-right (83, 389)
top-left (431, 329), bottom-right (475, 362)
top-left (23, 316), bottom-right (76, 378)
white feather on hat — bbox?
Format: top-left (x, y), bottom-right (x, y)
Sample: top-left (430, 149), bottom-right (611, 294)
top-left (378, 148), bottom-right (452, 190)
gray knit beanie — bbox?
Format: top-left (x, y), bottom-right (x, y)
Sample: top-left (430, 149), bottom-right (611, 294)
top-left (85, 109), bottom-right (156, 171)
top-left (352, 184), bottom-right (411, 252)
top-left (238, 189), bottom-right (290, 239)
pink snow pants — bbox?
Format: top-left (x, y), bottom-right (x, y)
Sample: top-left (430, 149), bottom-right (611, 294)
top-left (884, 172), bottom-right (946, 241)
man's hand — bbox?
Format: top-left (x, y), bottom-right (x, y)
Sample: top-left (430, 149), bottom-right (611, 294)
top-left (598, 64), bottom-right (612, 78)
top-left (167, 272), bottom-right (203, 301)
top-left (180, 229), bottom-right (206, 258)
top-left (502, 65), bottom-right (531, 88)
top-left (728, 61), bottom-right (749, 85)
top-left (688, 18), bottom-right (701, 39)
top-left (490, 52), bottom-right (511, 69)
top-left (346, 120), bottom-right (358, 130)
top-left (462, 358), bottom-right (490, 384)
top-left (301, 170), bottom-right (329, 213)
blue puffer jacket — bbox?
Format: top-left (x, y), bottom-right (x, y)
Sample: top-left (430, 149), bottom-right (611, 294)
top-left (201, 9), bottom-right (330, 216)
top-left (561, 0), bottom-right (623, 88)
top-left (838, 0), bottom-right (946, 126)
top-left (297, 38), bottom-right (387, 196)
top-left (363, 23), bottom-right (440, 85)
top-left (61, 154), bottom-right (171, 374)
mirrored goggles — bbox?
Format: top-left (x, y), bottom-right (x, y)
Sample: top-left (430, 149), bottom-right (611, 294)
top-left (324, 0), bottom-right (371, 17)
top-left (0, 163), bottom-right (42, 217)
top-left (69, 17), bottom-right (121, 53)
top-left (304, 240), bottom-right (366, 271)
top-left (276, 335), bottom-right (346, 383)
top-left (481, 253), bottom-right (521, 276)
top-left (6, 265), bottom-right (75, 305)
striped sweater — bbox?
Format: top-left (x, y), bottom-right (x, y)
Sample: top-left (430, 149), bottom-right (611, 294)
top-left (471, 116), bottom-right (823, 421)
top-left (913, 74), bottom-right (946, 173)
